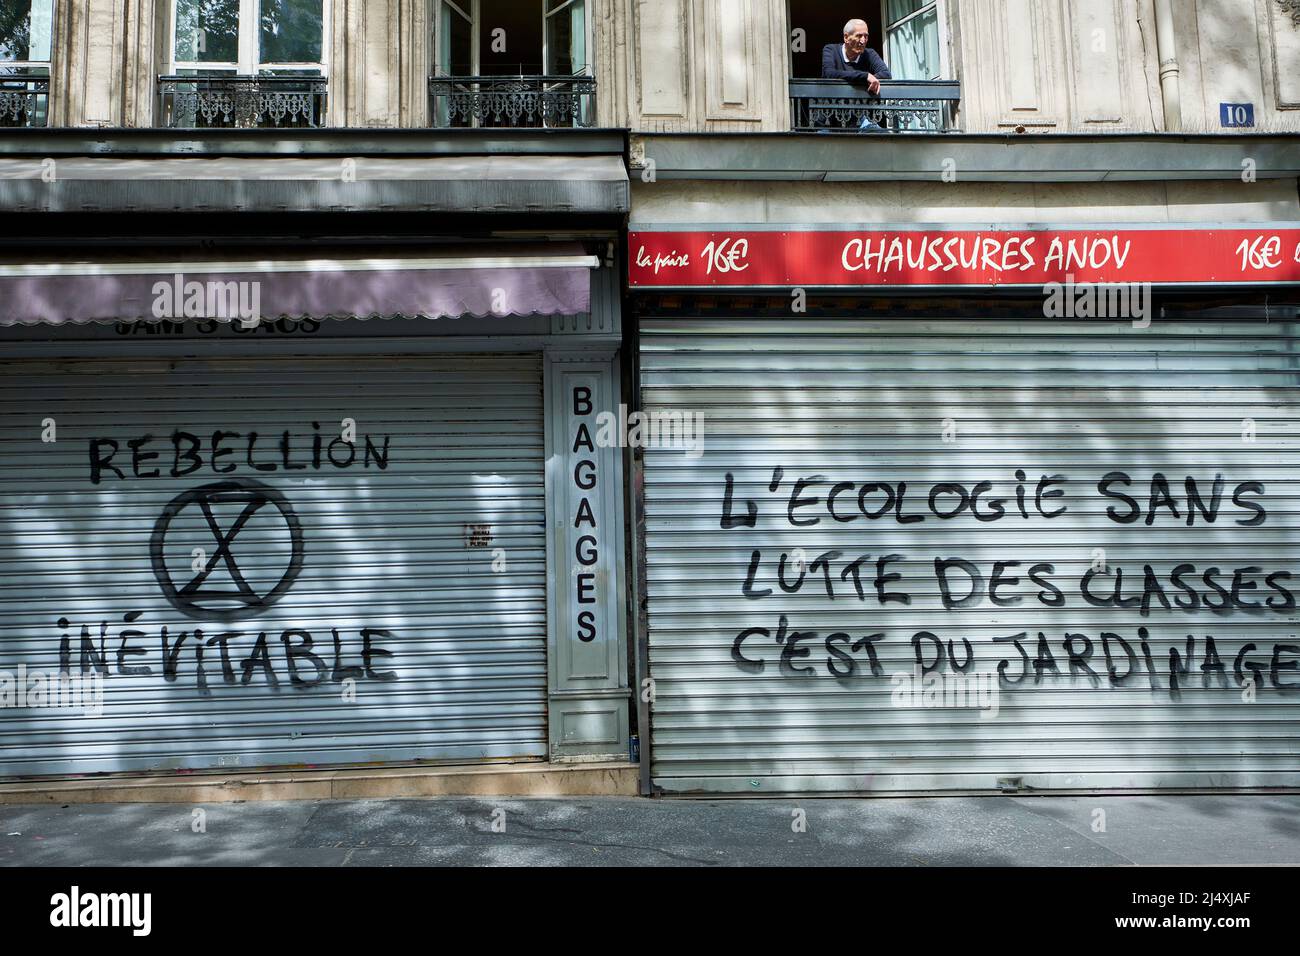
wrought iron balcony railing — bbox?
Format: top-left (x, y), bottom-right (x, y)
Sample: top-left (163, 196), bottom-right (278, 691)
top-left (158, 74), bottom-right (327, 129)
top-left (429, 74), bottom-right (596, 128)
top-left (0, 71), bottom-right (50, 128)
top-left (790, 78), bottom-right (960, 133)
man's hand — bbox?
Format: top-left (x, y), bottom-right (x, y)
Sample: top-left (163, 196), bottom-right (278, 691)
top-left (866, 72), bottom-right (881, 96)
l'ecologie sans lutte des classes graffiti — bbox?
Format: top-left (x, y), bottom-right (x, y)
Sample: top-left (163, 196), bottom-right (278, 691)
top-left (730, 620), bottom-right (1300, 696)
top-left (741, 552), bottom-right (1297, 613)
top-left (720, 467), bottom-right (1299, 699)
top-left (722, 469), bottom-right (1266, 527)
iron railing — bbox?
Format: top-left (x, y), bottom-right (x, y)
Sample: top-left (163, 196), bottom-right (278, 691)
top-left (0, 70), bottom-right (50, 128)
top-left (429, 74), bottom-right (596, 128)
top-left (790, 78), bottom-right (960, 133)
top-left (158, 74), bottom-right (327, 129)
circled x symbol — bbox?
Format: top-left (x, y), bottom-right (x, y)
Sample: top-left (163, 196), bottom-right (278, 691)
top-left (150, 479), bottom-right (304, 621)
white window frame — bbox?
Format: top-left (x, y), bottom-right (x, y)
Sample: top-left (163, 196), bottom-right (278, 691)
top-left (883, 0), bottom-right (949, 80)
top-left (168, 0), bottom-right (330, 76)
top-left (542, 0), bottom-right (590, 77)
top-left (0, 0), bottom-right (54, 71)
top-left (431, 0), bottom-right (592, 77)
top-left (433, 0), bottom-right (478, 77)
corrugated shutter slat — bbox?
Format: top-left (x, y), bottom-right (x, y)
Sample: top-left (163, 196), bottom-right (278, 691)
top-left (641, 318), bottom-right (1300, 794)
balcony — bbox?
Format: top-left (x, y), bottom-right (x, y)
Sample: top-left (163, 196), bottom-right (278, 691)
top-left (0, 71), bottom-right (50, 128)
top-left (157, 75), bottom-right (327, 129)
top-left (790, 78), bottom-right (960, 133)
top-left (428, 75), bottom-right (596, 129)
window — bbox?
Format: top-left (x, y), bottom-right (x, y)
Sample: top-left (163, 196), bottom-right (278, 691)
top-left (438, 0), bottom-right (474, 78)
top-left (434, 0), bottom-right (589, 77)
top-left (163, 0), bottom-right (328, 127)
top-left (543, 0), bottom-right (586, 77)
top-left (0, 0), bottom-right (53, 127)
top-left (884, 0), bottom-right (944, 80)
top-left (0, 0), bottom-right (51, 66)
top-left (787, 1), bottom-right (948, 80)
top-left (787, 1), bottom-right (957, 132)
top-left (430, 0), bottom-right (594, 127)
top-left (170, 0), bottom-right (326, 77)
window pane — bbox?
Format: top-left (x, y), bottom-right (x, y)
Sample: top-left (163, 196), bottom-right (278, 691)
top-left (174, 0), bottom-right (239, 64)
top-left (175, 66), bottom-right (238, 75)
top-left (887, 5), bottom-right (939, 79)
top-left (439, 1), bottom-right (472, 75)
top-left (259, 0), bottom-right (323, 64)
top-left (545, 0), bottom-right (585, 75)
top-left (885, 0), bottom-right (930, 26)
top-left (0, 0), bottom-right (54, 62)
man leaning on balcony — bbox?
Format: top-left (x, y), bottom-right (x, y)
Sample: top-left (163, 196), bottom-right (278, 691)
top-left (821, 18), bottom-right (891, 132)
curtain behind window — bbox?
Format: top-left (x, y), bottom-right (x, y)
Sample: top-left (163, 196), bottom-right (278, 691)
top-left (886, 0), bottom-right (941, 80)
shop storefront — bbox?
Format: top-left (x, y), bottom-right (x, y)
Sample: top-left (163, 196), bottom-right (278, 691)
top-left (0, 130), bottom-right (632, 778)
top-left (630, 224), bottom-right (1300, 794)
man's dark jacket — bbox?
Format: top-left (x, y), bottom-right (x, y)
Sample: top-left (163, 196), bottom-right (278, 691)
top-left (821, 42), bottom-right (892, 81)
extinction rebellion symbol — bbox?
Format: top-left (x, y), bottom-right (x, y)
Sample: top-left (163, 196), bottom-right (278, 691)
top-left (150, 479), bottom-right (305, 621)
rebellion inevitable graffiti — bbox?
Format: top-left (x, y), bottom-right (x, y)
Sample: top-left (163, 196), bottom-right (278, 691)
top-left (722, 468), bottom-right (1300, 698)
top-left (54, 452), bottom-right (403, 696)
top-left (150, 479), bottom-right (304, 622)
top-left (88, 424), bottom-right (392, 484)
top-left (54, 614), bottom-right (397, 697)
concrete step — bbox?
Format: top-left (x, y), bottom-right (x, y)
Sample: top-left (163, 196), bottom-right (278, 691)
top-left (0, 759), bottom-right (640, 804)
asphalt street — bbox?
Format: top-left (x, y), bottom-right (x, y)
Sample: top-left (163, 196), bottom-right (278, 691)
top-left (1, 793), bottom-right (1297, 866)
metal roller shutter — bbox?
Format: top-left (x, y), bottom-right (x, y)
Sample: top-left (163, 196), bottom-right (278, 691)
top-left (0, 354), bottom-right (546, 776)
top-left (640, 317), bottom-right (1300, 794)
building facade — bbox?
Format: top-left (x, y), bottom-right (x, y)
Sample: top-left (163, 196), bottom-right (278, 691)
top-left (0, 2), bottom-right (635, 777)
top-left (625, 0), bottom-right (1300, 795)
top-left (1, 0), bottom-right (1299, 796)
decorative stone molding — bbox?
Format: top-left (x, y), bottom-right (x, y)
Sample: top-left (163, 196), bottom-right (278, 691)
top-left (329, 0), bottom-right (428, 128)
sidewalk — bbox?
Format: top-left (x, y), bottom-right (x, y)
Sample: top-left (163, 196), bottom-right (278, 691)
top-left (2, 793), bottom-right (1297, 866)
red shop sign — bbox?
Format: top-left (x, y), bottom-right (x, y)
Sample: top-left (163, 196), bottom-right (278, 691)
top-left (628, 228), bottom-right (1300, 288)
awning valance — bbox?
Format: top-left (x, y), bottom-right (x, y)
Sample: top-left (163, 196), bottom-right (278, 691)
top-left (0, 153), bottom-right (629, 215)
top-left (0, 246), bottom-right (600, 326)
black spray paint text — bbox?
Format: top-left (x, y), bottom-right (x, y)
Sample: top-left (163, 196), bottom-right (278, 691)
top-left (89, 425), bottom-right (392, 484)
top-left (721, 468), bottom-right (1267, 527)
top-left (56, 615), bottom-right (397, 697)
top-left (720, 467), bottom-right (1292, 698)
top-left (730, 621), bottom-right (1300, 696)
top-left (740, 552), bottom-right (1296, 616)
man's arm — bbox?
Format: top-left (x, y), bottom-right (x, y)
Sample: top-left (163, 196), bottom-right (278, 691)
top-left (821, 43), bottom-right (870, 80)
top-left (866, 48), bottom-right (892, 80)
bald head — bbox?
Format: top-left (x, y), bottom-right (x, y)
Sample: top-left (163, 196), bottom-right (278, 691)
top-left (842, 18), bottom-right (870, 59)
